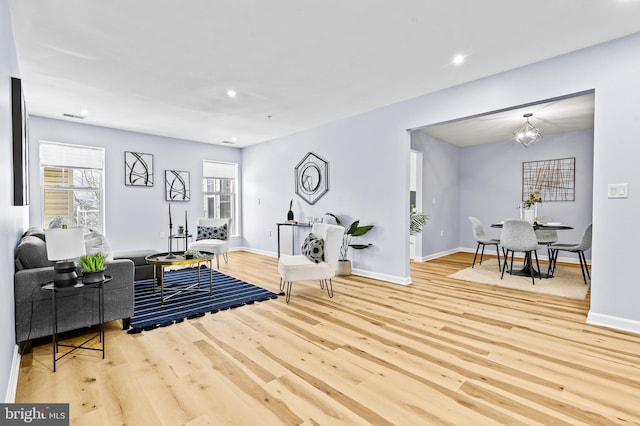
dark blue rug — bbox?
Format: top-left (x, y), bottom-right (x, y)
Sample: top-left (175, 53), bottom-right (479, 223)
top-left (128, 266), bottom-right (279, 333)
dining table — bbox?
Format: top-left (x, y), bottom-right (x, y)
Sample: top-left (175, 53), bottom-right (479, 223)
top-left (491, 221), bottom-right (574, 278)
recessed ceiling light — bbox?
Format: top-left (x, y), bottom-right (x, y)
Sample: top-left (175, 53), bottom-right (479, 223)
top-left (227, 89), bottom-right (237, 98)
top-left (452, 54), bottom-right (465, 65)
top-left (80, 108), bottom-right (89, 116)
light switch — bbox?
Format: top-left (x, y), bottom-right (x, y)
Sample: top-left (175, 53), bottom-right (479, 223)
top-left (608, 183), bottom-right (628, 198)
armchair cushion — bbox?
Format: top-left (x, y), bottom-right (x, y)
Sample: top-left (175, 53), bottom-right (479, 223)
top-left (301, 233), bottom-right (324, 263)
top-left (197, 223), bottom-right (228, 241)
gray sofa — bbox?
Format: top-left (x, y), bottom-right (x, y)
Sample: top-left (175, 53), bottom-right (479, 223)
top-left (14, 227), bottom-right (135, 344)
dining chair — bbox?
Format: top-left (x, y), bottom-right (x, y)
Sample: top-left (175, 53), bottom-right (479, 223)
top-left (468, 216), bottom-right (501, 271)
top-left (535, 215), bottom-right (558, 275)
top-left (277, 223), bottom-right (345, 303)
top-left (548, 223), bottom-right (592, 285)
top-left (500, 219), bottom-right (541, 285)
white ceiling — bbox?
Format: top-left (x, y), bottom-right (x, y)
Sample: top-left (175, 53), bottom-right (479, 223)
top-left (418, 92), bottom-right (595, 147)
top-left (8, 1), bottom-right (640, 148)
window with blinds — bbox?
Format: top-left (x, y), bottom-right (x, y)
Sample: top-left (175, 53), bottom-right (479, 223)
top-left (202, 161), bottom-right (238, 236)
top-left (40, 141), bottom-right (105, 231)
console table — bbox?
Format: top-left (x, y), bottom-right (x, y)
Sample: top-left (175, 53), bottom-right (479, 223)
top-left (276, 222), bottom-right (312, 258)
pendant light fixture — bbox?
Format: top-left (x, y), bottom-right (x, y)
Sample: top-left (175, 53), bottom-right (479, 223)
top-left (513, 113), bottom-right (543, 148)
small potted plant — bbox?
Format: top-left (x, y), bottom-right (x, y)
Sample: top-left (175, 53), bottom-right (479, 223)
top-left (184, 249), bottom-right (203, 259)
top-left (410, 205), bottom-right (429, 235)
top-left (78, 253), bottom-right (106, 284)
top-left (325, 213), bottom-right (374, 275)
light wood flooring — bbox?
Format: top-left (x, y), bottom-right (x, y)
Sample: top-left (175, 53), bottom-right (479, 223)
top-left (16, 251), bottom-right (640, 425)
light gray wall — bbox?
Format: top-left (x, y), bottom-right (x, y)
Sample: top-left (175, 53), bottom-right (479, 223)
top-left (242, 110), bottom-right (410, 283)
top-left (458, 128), bottom-right (594, 259)
top-left (242, 33), bottom-right (640, 331)
top-left (27, 116), bottom-right (242, 253)
top-left (1, 0), bottom-right (29, 401)
top-left (411, 131), bottom-right (461, 257)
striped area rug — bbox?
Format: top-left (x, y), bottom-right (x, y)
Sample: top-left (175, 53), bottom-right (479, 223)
top-left (128, 266), bottom-right (279, 333)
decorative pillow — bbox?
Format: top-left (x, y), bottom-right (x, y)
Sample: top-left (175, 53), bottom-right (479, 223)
top-left (15, 236), bottom-right (56, 270)
top-left (197, 223), bottom-right (228, 241)
top-left (301, 233), bottom-right (324, 263)
top-left (84, 230), bottom-right (114, 261)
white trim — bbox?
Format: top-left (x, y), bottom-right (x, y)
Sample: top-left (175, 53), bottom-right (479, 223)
top-left (351, 268), bottom-right (411, 285)
top-left (586, 312), bottom-right (640, 335)
top-left (5, 345), bottom-right (20, 403)
top-left (240, 247), bottom-right (411, 284)
top-left (412, 248), bottom-right (460, 263)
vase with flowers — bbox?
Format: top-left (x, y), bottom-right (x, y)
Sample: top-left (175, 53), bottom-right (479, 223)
top-left (521, 189), bottom-right (542, 223)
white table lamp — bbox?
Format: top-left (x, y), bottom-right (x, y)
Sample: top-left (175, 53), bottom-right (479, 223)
top-left (45, 227), bottom-right (86, 287)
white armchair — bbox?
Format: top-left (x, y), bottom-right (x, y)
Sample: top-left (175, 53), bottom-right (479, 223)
top-left (277, 223), bottom-right (345, 303)
top-left (188, 218), bottom-right (230, 269)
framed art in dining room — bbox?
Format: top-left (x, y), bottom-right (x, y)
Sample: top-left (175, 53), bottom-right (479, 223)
top-left (124, 151), bottom-right (154, 187)
top-left (165, 170), bottom-right (190, 201)
top-left (11, 77), bottom-right (29, 206)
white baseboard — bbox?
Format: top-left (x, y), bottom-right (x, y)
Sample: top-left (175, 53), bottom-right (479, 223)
top-left (586, 312), bottom-right (640, 335)
top-left (351, 268), bottom-right (411, 285)
top-left (412, 248), bottom-right (460, 263)
top-left (5, 345), bottom-right (20, 403)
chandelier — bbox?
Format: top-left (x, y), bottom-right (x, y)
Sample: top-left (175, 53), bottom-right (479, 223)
top-left (513, 113), bottom-right (543, 148)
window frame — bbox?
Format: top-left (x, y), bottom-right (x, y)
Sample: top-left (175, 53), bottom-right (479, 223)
top-left (40, 141), bottom-right (105, 232)
top-left (202, 161), bottom-right (238, 237)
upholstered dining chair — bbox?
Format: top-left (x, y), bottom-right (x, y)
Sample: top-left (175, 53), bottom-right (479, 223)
top-left (500, 219), bottom-right (541, 285)
top-left (468, 216), bottom-right (501, 271)
top-left (548, 223), bottom-right (592, 285)
top-left (535, 215), bottom-right (558, 274)
top-left (188, 218), bottom-right (230, 269)
top-left (278, 223), bottom-right (345, 303)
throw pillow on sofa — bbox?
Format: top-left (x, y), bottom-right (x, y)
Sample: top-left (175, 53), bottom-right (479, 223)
top-left (84, 230), bottom-right (114, 261)
top-left (301, 233), bottom-right (324, 263)
top-left (197, 224), bottom-right (228, 241)
top-left (15, 235), bottom-right (55, 270)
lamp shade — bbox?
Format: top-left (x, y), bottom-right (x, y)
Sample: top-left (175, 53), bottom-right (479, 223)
top-left (45, 227), bottom-right (86, 261)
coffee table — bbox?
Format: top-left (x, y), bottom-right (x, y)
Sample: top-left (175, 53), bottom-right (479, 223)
top-left (145, 252), bottom-right (215, 304)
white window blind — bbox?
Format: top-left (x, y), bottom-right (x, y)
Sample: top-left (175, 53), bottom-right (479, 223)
top-left (203, 161), bottom-right (236, 179)
top-left (40, 141), bottom-right (104, 170)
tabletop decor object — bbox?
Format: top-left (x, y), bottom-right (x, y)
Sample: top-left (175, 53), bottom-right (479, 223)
top-left (78, 252), bottom-right (106, 284)
top-left (521, 188), bottom-right (542, 223)
top-left (44, 226), bottom-right (86, 287)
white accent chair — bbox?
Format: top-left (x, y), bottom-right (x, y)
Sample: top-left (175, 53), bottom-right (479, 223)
top-left (188, 218), bottom-right (230, 269)
top-left (278, 223), bottom-right (345, 303)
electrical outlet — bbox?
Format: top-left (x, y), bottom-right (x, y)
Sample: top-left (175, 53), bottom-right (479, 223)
top-left (440, 230), bottom-right (444, 237)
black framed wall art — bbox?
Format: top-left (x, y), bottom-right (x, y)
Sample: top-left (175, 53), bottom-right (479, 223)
top-left (124, 151), bottom-right (154, 186)
top-left (165, 170), bottom-right (190, 201)
top-left (11, 77), bottom-right (29, 206)
top-left (522, 157), bottom-right (575, 202)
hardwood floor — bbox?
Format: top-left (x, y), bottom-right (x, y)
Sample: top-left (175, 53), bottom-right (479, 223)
top-left (16, 251), bottom-right (640, 425)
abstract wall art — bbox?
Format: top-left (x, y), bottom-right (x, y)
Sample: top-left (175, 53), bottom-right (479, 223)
top-left (124, 151), bottom-right (154, 186)
top-left (165, 170), bottom-right (190, 201)
top-left (522, 157), bottom-right (575, 202)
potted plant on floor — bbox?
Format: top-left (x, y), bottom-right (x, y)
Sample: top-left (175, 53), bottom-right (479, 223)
top-left (79, 253), bottom-right (106, 284)
top-left (325, 213), bottom-right (374, 275)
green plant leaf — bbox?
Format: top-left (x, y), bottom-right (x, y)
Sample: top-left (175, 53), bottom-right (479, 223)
top-left (351, 225), bottom-right (373, 236)
top-left (325, 212), bottom-right (341, 225)
top-left (350, 244), bottom-right (372, 250)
